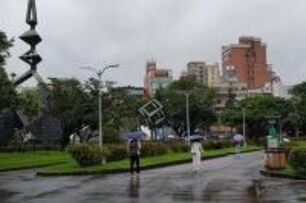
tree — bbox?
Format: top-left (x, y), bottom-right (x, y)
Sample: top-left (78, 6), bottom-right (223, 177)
top-left (221, 94), bottom-right (293, 139)
top-left (220, 105), bottom-right (242, 132)
top-left (17, 88), bottom-right (43, 119)
top-left (158, 76), bottom-right (217, 137)
top-left (105, 88), bottom-right (146, 132)
top-left (48, 78), bottom-right (92, 147)
top-left (49, 77), bottom-right (145, 146)
top-left (0, 31), bottom-right (16, 112)
top-left (84, 79), bottom-right (145, 136)
top-left (290, 82), bottom-right (306, 136)
top-left (103, 120), bottom-right (122, 144)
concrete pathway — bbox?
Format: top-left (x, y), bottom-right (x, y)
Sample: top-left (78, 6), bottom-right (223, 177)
top-left (0, 151), bottom-right (305, 203)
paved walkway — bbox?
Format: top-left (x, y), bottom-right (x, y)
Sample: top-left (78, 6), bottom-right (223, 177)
top-left (0, 151), bottom-right (306, 203)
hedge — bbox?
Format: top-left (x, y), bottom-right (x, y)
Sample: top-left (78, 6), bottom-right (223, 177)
top-left (68, 139), bottom-right (239, 167)
top-left (288, 148), bottom-right (306, 174)
top-left (105, 145), bottom-right (127, 162)
top-left (141, 141), bottom-right (169, 157)
top-left (164, 140), bottom-right (190, 153)
top-left (203, 140), bottom-right (233, 150)
top-left (68, 144), bottom-right (108, 167)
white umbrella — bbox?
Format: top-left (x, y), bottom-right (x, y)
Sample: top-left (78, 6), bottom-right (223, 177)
top-left (234, 134), bottom-right (244, 142)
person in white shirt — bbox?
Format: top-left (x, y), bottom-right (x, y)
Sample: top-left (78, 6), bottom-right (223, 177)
top-left (191, 139), bottom-right (204, 171)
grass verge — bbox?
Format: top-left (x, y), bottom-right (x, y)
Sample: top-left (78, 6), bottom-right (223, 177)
top-left (38, 145), bottom-right (261, 176)
top-left (0, 151), bottom-right (71, 172)
top-left (260, 166), bottom-right (306, 180)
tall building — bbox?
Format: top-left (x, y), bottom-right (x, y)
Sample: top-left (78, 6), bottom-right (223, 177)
top-left (118, 86), bottom-right (144, 96)
top-left (179, 71), bottom-right (188, 80)
top-left (187, 61), bottom-right (208, 86)
top-left (144, 61), bottom-right (173, 96)
top-left (214, 68), bottom-right (248, 114)
top-left (186, 61), bottom-right (221, 87)
top-left (207, 63), bottom-right (222, 87)
top-left (222, 36), bottom-right (272, 89)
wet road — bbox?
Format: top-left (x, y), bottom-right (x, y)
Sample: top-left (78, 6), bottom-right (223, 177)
top-left (0, 151), bottom-right (306, 203)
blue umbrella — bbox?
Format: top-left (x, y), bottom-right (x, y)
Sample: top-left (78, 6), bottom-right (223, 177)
top-left (183, 134), bottom-right (203, 141)
top-left (124, 131), bottom-right (146, 140)
top-left (189, 134), bottom-right (204, 141)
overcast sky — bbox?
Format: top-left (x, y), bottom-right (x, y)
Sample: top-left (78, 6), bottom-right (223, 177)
top-left (1, 0), bottom-right (305, 87)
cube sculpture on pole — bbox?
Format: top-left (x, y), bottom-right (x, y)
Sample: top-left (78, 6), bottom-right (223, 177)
top-left (139, 99), bottom-right (165, 126)
top-left (138, 99), bottom-right (165, 139)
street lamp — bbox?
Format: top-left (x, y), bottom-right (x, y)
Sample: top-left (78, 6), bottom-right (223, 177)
top-left (80, 63), bottom-right (120, 148)
top-left (242, 107), bottom-right (247, 146)
top-left (175, 90), bottom-right (192, 145)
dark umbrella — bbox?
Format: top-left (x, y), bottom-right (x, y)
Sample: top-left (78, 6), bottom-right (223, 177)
top-left (185, 134), bottom-right (204, 142)
top-left (124, 131), bottom-right (146, 140)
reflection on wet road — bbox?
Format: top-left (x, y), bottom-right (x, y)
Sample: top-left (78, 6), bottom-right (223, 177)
top-left (0, 151), bottom-right (305, 203)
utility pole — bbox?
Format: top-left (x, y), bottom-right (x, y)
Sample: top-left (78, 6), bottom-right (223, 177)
top-left (242, 107), bottom-right (247, 146)
top-left (98, 72), bottom-right (103, 148)
top-left (175, 90), bottom-right (191, 145)
top-left (81, 64), bottom-right (120, 148)
top-left (186, 92), bottom-right (190, 146)
top-left (279, 119), bottom-right (282, 144)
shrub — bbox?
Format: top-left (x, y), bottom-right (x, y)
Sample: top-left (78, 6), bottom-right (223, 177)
top-left (204, 140), bottom-right (220, 150)
top-left (288, 148), bottom-right (306, 174)
top-left (68, 144), bottom-right (109, 167)
top-left (245, 138), bottom-right (257, 146)
top-left (165, 140), bottom-right (190, 153)
top-left (141, 141), bottom-right (169, 157)
top-left (104, 141), bottom-right (171, 161)
top-left (103, 122), bottom-right (123, 144)
top-left (105, 145), bottom-right (127, 162)
top-left (203, 140), bottom-right (232, 150)
top-left (251, 137), bottom-right (266, 147)
top-left (0, 145), bottom-right (61, 152)
top-left (280, 141), bottom-right (299, 153)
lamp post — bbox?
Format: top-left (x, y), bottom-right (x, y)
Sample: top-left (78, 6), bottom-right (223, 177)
top-left (81, 64), bottom-right (119, 148)
top-left (242, 107), bottom-right (247, 146)
top-left (186, 92), bottom-right (190, 146)
top-left (175, 90), bottom-right (191, 145)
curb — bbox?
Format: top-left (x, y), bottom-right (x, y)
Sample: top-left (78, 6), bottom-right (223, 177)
top-left (37, 149), bottom-right (261, 176)
top-left (260, 169), bottom-right (306, 180)
top-left (0, 161), bottom-right (67, 173)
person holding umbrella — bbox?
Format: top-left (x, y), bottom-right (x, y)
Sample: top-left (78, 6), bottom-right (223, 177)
top-left (233, 132), bottom-right (244, 157)
top-left (127, 136), bottom-right (142, 175)
top-left (190, 135), bottom-right (204, 172)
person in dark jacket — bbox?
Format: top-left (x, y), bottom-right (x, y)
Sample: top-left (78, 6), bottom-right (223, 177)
top-left (127, 138), bottom-right (141, 174)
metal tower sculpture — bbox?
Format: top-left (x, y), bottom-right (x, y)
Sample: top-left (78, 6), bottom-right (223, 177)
top-left (14, 0), bottom-right (44, 86)
top-left (7, 0), bottom-right (62, 146)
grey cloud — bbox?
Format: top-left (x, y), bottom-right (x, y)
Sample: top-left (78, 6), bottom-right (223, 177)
top-left (1, 0), bottom-right (306, 87)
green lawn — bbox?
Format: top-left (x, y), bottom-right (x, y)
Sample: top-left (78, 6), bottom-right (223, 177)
top-left (263, 166), bottom-right (306, 180)
top-left (0, 151), bottom-right (71, 171)
top-left (283, 140), bottom-right (306, 149)
top-left (40, 145), bottom-right (260, 175)
top-left (0, 146), bottom-right (260, 174)
top-left (295, 141), bottom-right (306, 148)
